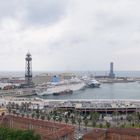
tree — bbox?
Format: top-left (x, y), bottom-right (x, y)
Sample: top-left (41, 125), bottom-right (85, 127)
top-left (65, 117), bottom-right (69, 124)
top-left (92, 120), bottom-right (96, 128)
top-left (32, 113), bottom-right (35, 119)
top-left (22, 113), bottom-right (25, 118)
top-left (16, 104), bottom-right (19, 110)
top-left (41, 115), bottom-right (45, 120)
top-left (106, 121), bottom-right (111, 128)
top-left (53, 116), bottom-right (56, 122)
top-left (90, 112), bottom-right (99, 121)
top-left (58, 117), bottom-right (62, 123)
top-left (112, 111), bottom-right (120, 124)
top-left (99, 123), bottom-right (103, 128)
top-left (47, 115), bottom-right (51, 121)
top-left (26, 113), bottom-right (30, 118)
top-left (7, 102), bottom-right (12, 114)
top-left (71, 117), bottom-right (76, 126)
top-left (36, 113), bottom-right (40, 119)
top-left (132, 112), bottom-right (139, 125)
top-left (0, 127), bottom-right (41, 140)
top-left (84, 118), bottom-right (88, 131)
top-left (77, 117), bottom-right (82, 131)
top-left (126, 115), bottom-right (133, 125)
top-left (11, 102), bottom-right (15, 109)
top-left (137, 112), bottom-right (140, 121)
top-left (12, 110), bottom-right (16, 115)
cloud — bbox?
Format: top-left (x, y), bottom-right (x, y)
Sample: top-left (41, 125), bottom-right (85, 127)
top-left (0, 0), bottom-right (140, 71)
top-left (23, 0), bottom-right (69, 26)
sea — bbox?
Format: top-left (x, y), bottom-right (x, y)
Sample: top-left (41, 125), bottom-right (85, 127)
top-left (1, 71), bottom-right (140, 100)
top-left (40, 71), bottom-right (140, 100)
top-left (44, 82), bottom-right (140, 100)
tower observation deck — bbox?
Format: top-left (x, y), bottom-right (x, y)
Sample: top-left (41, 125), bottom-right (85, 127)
top-left (25, 52), bottom-right (33, 87)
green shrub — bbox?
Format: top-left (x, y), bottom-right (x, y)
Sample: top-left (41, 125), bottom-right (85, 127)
top-left (0, 127), bottom-right (41, 140)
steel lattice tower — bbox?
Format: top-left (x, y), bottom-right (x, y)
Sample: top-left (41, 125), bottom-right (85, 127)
top-left (25, 52), bottom-right (32, 86)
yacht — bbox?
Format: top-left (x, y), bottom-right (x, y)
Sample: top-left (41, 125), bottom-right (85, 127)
top-left (85, 79), bottom-right (100, 88)
top-left (82, 76), bottom-right (100, 88)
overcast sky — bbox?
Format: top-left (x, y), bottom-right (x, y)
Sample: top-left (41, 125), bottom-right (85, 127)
top-left (0, 0), bottom-right (140, 71)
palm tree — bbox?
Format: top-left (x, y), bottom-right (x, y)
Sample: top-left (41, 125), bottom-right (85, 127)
top-left (84, 118), bottom-right (88, 131)
top-left (36, 104), bottom-right (40, 114)
top-left (20, 102), bottom-right (24, 112)
top-left (112, 111), bottom-right (120, 127)
top-left (58, 116), bottom-right (62, 123)
top-left (7, 102), bottom-right (12, 114)
top-left (26, 113), bottom-right (29, 118)
top-left (65, 117), bottom-right (69, 124)
top-left (8, 107), bottom-right (12, 114)
top-left (77, 117), bottom-right (82, 131)
top-left (71, 117), bottom-right (76, 126)
top-left (92, 119), bottom-right (96, 128)
top-left (99, 123), bottom-right (103, 128)
top-left (11, 102), bottom-right (15, 109)
top-left (90, 112), bottom-right (99, 121)
top-left (31, 113), bottom-right (35, 119)
top-left (53, 115), bottom-right (56, 123)
top-left (12, 110), bottom-right (16, 115)
top-left (131, 112), bottom-right (140, 127)
top-left (47, 115), bottom-right (51, 121)
top-left (41, 115), bottom-right (45, 120)
top-left (36, 113), bottom-right (40, 119)
top-left (24, 102), bottom-right (28, 112)
top-left (126, 114), bottom-right (133, 125)
top-left (136, 112), bottom-right (140, 127)
top-left (15, 103), bottom-right (19, 110)
top-left (106, 121), bottom-right (111, 128)
top-left (22, 113), bottom-right (25, 118)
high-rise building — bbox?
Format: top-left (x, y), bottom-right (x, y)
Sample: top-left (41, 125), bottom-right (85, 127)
top-left (109, 62), bottom-right (115, 78)
top-left (25, 52), bottom-right (33, 86)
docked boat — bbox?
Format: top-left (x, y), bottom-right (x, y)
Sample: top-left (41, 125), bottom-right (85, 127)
top-left (37, 78), bottom-right (86, 96)
top-left (82, 76), bottom-right (100, 88)
top-left (86, 79), bottom-right (100, 88)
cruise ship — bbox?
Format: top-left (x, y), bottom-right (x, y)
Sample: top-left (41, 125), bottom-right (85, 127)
top-left (37, 78), bottom-right (86, 96)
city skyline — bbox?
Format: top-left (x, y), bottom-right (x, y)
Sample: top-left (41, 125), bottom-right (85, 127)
top-left (0, 0), bottom-right (140, 71)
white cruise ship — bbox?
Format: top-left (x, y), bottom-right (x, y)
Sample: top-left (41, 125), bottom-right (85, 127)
top-left (37, 78), bottom-right (86, 96)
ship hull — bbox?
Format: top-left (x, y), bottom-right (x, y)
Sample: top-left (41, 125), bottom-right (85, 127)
top-left (38, 83), bottom-right (85, 96)
top-left (53, 90), bottom-right (73, 96)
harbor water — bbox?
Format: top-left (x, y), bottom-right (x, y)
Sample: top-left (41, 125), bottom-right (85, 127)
top-left (40, 82), bottom-right (140, 100)
top-left (1, 71), bottom-right (140, 100)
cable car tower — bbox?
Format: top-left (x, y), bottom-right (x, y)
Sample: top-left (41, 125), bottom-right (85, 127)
top-left (25, 52), bottom-right (33, 86)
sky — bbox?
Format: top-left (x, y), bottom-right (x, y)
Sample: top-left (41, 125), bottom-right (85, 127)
top-left (0, 0), bottom-right (140, 71)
